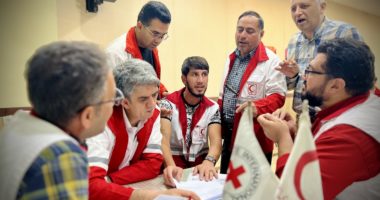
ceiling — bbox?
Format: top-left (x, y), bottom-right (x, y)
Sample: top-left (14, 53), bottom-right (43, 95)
top-left (330, 0), bottom-right (380, 17)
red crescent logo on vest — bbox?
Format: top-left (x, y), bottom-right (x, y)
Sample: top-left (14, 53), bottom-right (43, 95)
top-left (294, 150), bottom-right (318, 200)
top-left (248, 83), bottom-right (257, 95)
top-left (200, 128), bottom-right (205, 137)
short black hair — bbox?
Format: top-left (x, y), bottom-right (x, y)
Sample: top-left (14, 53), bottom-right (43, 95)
top-left (318, 38), bottom-right (375, 96)
top-left (181, 56), bottom-right (209, 76)
top-left (238, 10), bottom-right (264, 30)
top-left (137, 1), bottom-right (171, 25)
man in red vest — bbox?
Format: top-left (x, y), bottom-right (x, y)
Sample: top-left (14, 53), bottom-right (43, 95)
top-left (87, 59), bottom-right (199, 199)
top-left (106, 1), bottom-right (171, 99)
top-left (259, 39), bottom-right (380, 199)
top-left (160, 56), bottom-right (222, 187)
top-left (217, 11), bottom-right (287, 173)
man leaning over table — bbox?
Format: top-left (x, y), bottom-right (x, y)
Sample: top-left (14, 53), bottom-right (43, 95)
top-left (159, 56), bottom-right (222, 187)
top-left (87, 59), bottom-right (200, 199)
top-left (106, 0), bottom-right (171, 98)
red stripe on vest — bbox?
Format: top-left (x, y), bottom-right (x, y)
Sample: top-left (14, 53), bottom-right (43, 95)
top-left (124, 27), bottom-right (161, 79)
top-left (107, 106), bottom-right (160, 173)
top-left (166, 88), bottom-right (213, 154)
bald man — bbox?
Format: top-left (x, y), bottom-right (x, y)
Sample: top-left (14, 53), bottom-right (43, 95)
top-left (276, 0), bottom-right (363, 120)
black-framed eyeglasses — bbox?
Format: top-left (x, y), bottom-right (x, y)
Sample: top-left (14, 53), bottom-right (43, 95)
top-left (303, 66), bottom-right (330, 77)
top-left (143, 25), bottom-right (169, 40)
top-left (94, 88), bottom-right (125, 107)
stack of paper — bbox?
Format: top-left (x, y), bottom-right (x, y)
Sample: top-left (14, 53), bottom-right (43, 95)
top-left (173, 173), bottom-right (227, 200)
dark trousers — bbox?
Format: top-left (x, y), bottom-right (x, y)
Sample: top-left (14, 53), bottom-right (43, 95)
top-left (220, 122), bottom-right (272, 174)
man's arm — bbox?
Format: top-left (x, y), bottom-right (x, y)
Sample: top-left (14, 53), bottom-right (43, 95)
top-left (257, 113), bottom-right (293, 157)
top-left (130, 188), bottom-right (200, 200)
top-left (314, 125), bottom-right (380, 200)
top-left (193, 109), bottom-right (222, 181)
top-left (159, 100), bottom-right (176, 168)
top-left (159, 100), bottom-right (185, 187)
top-left (161, 117), bottom-right (185, 187)
top-left (89, 166), bottom-right (135, 199)
top-left (193, 124), bottom-right (221, 179)
top-left (161, 118), bottom-right (176, 167)
top-left (86, 128), bottom-right (136, 199)
top-left (206, 123), bottom-right (222, 164)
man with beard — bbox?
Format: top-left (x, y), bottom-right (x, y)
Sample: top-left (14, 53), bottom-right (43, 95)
top-left (159, 56), bottom-right (222, 187)
top-left (218, 10), bottom-right (287, 174)
top-left (258, 38), bottom-right (380, 199)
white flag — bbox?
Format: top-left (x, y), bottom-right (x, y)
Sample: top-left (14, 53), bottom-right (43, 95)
top-left (276, 100), bottom-right (323, 200)
top-left (223, 103), bottom-right (279, 200)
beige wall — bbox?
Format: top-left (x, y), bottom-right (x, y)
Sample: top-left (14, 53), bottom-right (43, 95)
top-left (0, 0), bottom-right (57, 107)
top-left (1, 0), bottom-right (379, 108)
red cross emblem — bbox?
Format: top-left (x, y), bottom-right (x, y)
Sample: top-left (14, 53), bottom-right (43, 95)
top-left (226, 162), bottom-right (246, 189)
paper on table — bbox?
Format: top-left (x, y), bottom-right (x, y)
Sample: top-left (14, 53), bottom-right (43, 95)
top-left (173, 173), bottom-right (227, 200)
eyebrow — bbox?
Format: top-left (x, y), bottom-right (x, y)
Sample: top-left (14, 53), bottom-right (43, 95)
top-left (137, 91), bottom-right (158, 100)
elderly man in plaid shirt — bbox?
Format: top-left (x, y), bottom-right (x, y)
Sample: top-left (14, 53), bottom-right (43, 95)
top-left (276, 0), bottom-right (362, 120)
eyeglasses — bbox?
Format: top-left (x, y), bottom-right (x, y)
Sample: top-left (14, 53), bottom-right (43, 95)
top-left (76, 88), bottom-right (124, 113)
top-left (94, 88), bottom-right (125, 107)
top-left (303, 66), bottom-right (331, 77)
top-left (143, 25), bottom-right (169, 40)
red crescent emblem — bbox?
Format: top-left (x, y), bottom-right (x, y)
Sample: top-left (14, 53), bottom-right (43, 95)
top-left (248, 84), bottom-right (255, 92)
top-left (200, 128), bottom-right (205, 137)
top-left (294, 150), bottom-right (318, 200)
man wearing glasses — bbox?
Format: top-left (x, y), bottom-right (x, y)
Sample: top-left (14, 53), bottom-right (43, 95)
top-left (106, 1), bottom-right (171, 99)
top-left (0, 42), bottom-right (200, 200)
top-left (0, 41), bottom-right (115, 200)
top-left (217, 11), bottom-right (287, 174)
top-left (87, 59), bottom-right (179, 199)
top-left (258, 39), bottom-right (380, 199)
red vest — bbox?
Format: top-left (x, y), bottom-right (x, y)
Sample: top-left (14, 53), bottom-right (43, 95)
top-left (106, 106), bottom-right (160, 173)
top-left (125, 27), bottom-right (167, 96)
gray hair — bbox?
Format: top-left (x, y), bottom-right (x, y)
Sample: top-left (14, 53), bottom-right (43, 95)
top-left (113, 59), bottom-right (160, 99)
top-left (26, 41), bottom-right (110, 128)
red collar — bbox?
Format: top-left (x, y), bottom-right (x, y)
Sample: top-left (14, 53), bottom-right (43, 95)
top-left (226, 42), bottom-right (269, 94)
top-left (166, 88), bottom-right (213, 108)
top-left (124, 27), bottom-right (161, 79)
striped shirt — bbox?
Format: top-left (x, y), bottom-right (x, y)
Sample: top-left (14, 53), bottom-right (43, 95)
top-left (286, 17), bottom-right (362, 115)
top-left (17, 140), bottom-right (88, 200)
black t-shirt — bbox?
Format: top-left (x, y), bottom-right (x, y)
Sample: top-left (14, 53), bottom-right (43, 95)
top-left (139, 47), bottom-right (155, 70)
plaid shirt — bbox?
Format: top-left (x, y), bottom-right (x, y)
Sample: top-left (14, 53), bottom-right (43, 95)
top-left (286, 17), bottom-right (362, 115)
top-left (222, 48), bottom-right (256, 122)
top-left (17, 141), bottom-right (88, 200)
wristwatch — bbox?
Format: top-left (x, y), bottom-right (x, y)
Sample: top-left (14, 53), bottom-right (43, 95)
top-left (205, 155), bottom-right (216, 165)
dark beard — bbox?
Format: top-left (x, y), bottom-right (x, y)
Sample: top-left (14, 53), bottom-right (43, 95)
top-left (188, 86), bottom-right (205, 98)
top-left (301, 92), bottom-right (323, 107)
top-left (186, 81), bottom-right (206, 98)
